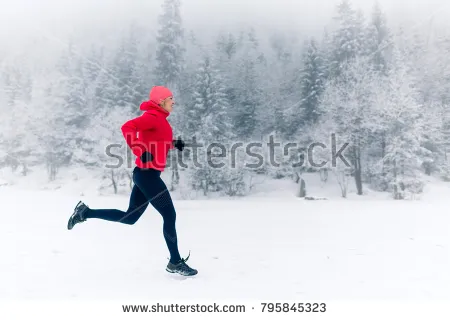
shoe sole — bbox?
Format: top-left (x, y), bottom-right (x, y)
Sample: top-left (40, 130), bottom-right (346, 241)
top-left (67, 201), bottom-right (85, 230)
top-left (67, 214), bottom-right (78, 230)
top-left (166, 268), bottom-right (198, 276)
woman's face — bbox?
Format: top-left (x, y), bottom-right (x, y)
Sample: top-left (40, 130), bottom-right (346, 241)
top-left (161, 96), bottom-right (175, 113)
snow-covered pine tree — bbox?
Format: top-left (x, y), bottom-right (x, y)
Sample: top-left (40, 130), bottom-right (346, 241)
top-left (256, 32), bottom-right (296, 140)
top-left (276, 37), bottom-right (327, 181)
top-left (134, 37), bottom-right (157, 115)
top-left (92, 58), bottom-right (117, 112)
top-left (215, 31), bottom-right (239, 112)
top-left (439, 102), bottom-right (450, 180)
top-left (128, 23), bottom-right (153, 110)
top-left (185, 55), bottom-right (239, 196)
top-left (154, 0), bottom-right (186, 190)
top-left (216, 32), bottom-right (238, 61)
top-left (393, 27), bottom-right (450, 177)
top-left (436, 32), bottom-right (450, 172)
top-left (68, 44), bottom-right (130, 173)
top-left (38, 80), bottom-right (74, 181)
top-left (111, 27), bottom-right (147, 112)
top-left (377, 50), bottom-right (431, 199)
top-left (32, 43), bottom-right (91, 181)
top-left (418, 100), bottom-right (448, 177)
top-left (0, 64), bottom-right (37, 175)
top-left (0, 67), bottom-right (21, 170)
top-left (292, 39), bottom-right (326, 133)
top-left (394, 24), bottom-right (428, 102)
top-left (83, 45), bottom-right (104, 85)
top-left (56, 44), bottom-right (90, 148)
top-left (320, 29), bottom-right (333, 82)
top-left (364, 2), bottom-right (392, 74)
top-left (154, 0), bottom-right (185, 89)
top-left (228, 27), bottom-right (265, 140)
top-left (357, 2), bottom-right (393, 187)
top-left (68, 46), bottom-right (106, 170)
top-left (74, 105), bottom-right (131, 194)
top-left (184, 57), bottom-right (212, 138)
top-left (329, 0), bottom-right (366, 78)
top-left (318, 56), bottom-right (385, 196)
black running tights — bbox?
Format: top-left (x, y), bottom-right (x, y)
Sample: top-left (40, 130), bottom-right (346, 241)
top-left (85, 167), bottom-right (181, 263)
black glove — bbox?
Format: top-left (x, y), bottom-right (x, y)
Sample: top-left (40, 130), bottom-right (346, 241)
top-left (140, 151), bottom-right (153, 163)
top-left (173, 139), bottom-right (185, 151)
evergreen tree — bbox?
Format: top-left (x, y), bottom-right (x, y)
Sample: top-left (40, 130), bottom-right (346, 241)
top-left (185, 55), bottom-right (236, 195)
top-left (57, 44), bottom-right (90, 144)
top-left (112, 27), bottom-right (147, 112)
top-left (154, 0), bottom-right (185, 89)
top-left (298, 39), bottom-right (326, 128)
top-left (318, 56), bottom-right (384, 195)
top-left (73, 105), bottom-right (131, 194)
top-left (329, 0), bottom-right (366, 78)
top-left (0, 65), bottom-right (36, 173)
top-left (365, 2), bottom-right (391, 73)
top-left (39, 81), bottom-right (75, 181)
top-left (229, 28), bottom-right (264, 139)
top-left (216, 32), bottom-right (238, 61)
top-left (153, 0), bottom-right (186, 191)
top-left (380, 53), bottom-right (430, 199)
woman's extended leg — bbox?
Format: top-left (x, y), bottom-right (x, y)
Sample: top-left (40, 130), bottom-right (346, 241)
top-left (67, 169), bottom-right (150, 230)
top-left (84, 183), bottom-right (149, 225)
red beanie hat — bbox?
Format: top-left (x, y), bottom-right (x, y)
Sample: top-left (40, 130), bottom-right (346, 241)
top-left (149, 86), bottom-right (173, 104)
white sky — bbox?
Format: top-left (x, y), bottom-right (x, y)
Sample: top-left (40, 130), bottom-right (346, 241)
top-left (0, 0), bottom-right (449, 56)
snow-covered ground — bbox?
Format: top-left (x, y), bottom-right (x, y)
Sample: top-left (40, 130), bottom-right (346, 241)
top-left (2, 174), bottom-right (449, 303)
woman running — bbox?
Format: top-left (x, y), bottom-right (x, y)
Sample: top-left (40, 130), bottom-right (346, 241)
top-left (67, 86), bottom-right (198, 276)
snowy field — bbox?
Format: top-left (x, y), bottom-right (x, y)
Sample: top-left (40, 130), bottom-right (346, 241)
top-left (1, 172), bottom-right (449, 319)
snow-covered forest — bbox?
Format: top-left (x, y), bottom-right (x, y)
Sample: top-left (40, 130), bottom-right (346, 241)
top-left (1, 0), bottom-right (450, 200)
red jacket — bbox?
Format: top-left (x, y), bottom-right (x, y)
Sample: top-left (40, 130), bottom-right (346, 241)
top-left (121, 100), bottom-right (174, 171)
